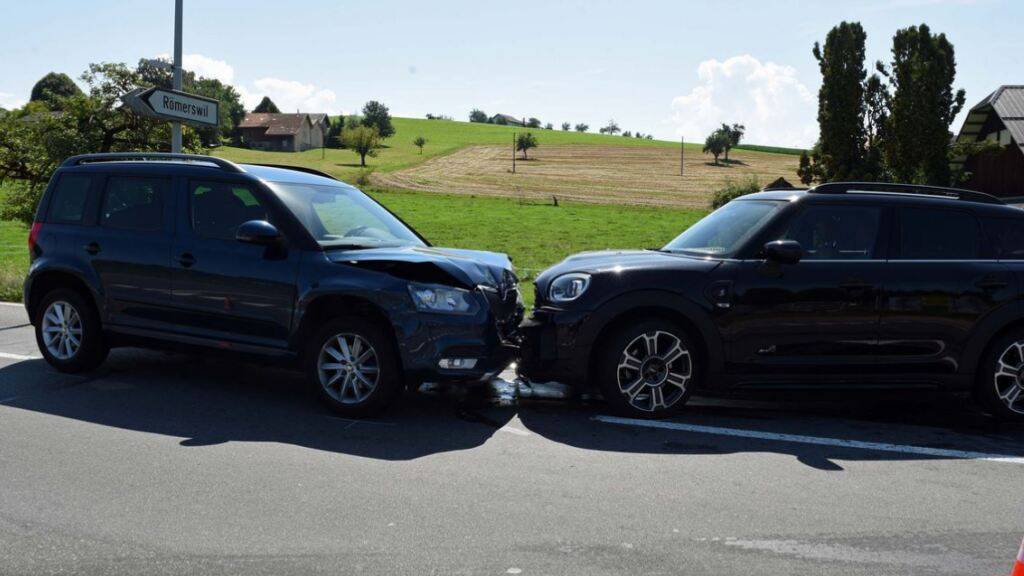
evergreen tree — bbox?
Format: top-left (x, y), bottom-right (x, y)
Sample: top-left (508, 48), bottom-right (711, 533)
top-left (29, 72), bottom-right (83, 110)
top-left (253, 96), bottom-right (280, 113)
top-left (813, 22), bottom-right (867, 181)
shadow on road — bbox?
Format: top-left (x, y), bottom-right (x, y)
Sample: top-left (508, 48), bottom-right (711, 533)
top-left (0, 349), bottom-right (515, 461)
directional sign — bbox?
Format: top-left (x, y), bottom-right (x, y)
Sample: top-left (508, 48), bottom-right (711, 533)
top-left (122, 87), bottom-right (219, 127)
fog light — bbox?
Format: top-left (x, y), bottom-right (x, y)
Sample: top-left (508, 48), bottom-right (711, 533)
top-left (439, 358), bottom-right (478, 370)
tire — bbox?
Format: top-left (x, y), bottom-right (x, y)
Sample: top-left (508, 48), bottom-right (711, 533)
top-left (595, 318), bottom-right (698, 419)
top-left (306, 316), bottom-right (403, 417)
top-left (34, 288), bottom-right (108, 373)
top-left (977, 331), bottom-right (1024, 420)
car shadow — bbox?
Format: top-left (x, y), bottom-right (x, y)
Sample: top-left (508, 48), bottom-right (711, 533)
top-left (515, 388), bottom-right (1024, 471)
top-left (0, 349), bottom-right (515, 461)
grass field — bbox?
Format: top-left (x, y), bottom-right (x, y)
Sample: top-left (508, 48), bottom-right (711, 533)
top-left (0, 181), bottom-right (29, 301)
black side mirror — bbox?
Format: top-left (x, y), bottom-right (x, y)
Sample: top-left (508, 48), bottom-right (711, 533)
top-left (236, 220), bottom-right (282, 245)
top-left (762, 240), bottom-right (802, 265)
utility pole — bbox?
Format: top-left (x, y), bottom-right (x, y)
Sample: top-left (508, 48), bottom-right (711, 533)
top-left (171, 0), bottom-right (183, 153)
top-left (680, 136), bottom-right (685, 177)
top-left (512, 132), bottom-right (516, 173)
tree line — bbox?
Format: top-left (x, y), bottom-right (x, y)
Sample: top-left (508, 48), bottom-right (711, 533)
top-left (469, 109), bottom-right (652, 139)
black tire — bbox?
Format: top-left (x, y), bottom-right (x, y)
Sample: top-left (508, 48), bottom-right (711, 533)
top-left (306, 316), bottom-right (403, 417)
top-left (34, 288), bottom-right (108, 373)
top-left (976, 330), bottom-right (1024, 420)
top-left (595, 318), bottom-right (698, 419)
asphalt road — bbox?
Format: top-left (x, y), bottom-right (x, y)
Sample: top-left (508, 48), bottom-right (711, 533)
top-left (0, 302), bottom-right (1022, 575)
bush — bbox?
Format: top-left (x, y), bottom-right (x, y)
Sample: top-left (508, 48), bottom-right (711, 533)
top-left (469, 109), bottom-right (488, 123)
top-left (710, 177), bottom-right (761, 209)
top-left (0, 180), bottom-right (39, 224)
top-left (354, 167), bottom-right (376, 187)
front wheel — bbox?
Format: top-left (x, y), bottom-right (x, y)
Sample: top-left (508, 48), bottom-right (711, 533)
top-left (978, 332), bottom-right (1024, 420)
top-left (596, 319), bottom-right (698, 419)
top-left (306, 317), bottom-right (403, 417)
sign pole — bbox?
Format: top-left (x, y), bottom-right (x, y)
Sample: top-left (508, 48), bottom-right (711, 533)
top-left (512, 132), bottom-right (516, 173)
top-left (171, 0), bottom-right (183, 153)
top-left (680, 136), bottom-right (684, 177)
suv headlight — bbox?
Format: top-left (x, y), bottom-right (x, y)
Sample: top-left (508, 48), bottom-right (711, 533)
top-left (549, 273), bottom-right (591, 302)
top-left (408, 283), bottom-right (479, 315)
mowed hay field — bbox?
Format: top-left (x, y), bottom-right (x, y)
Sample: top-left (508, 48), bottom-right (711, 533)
top-left (373, 144), bottom-right (799, 207)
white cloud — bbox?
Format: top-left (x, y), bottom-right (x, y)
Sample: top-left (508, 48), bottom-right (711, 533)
top-left (0, 91), bottom-right (26, 109)
top-left (239, 78), bottom-right (337, 113)
top-left (155, 53), bottom-right (235, 84)
top-left (670, 54), bottom-right (817, 148)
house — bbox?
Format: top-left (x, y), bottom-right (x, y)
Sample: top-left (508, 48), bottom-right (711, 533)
top-left (952, 85), bottom-right (1024, 198)
top-left (237, 113), bottom-right (328, 152)
top-left (764, 177), bottom-right (796, 190)
top-left (490, 113), bottom-right (525, 127)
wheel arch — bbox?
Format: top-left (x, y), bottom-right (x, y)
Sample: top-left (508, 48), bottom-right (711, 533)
top-left (293, 293), bottom-right (402, 369)
top-left (961, 308), bottom-right (1024, 378)
top-left (25, 268), bottom-right (101, 324)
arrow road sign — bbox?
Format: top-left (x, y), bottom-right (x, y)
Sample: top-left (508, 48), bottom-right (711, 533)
top-left (122, 87), bottom-right (219, 127)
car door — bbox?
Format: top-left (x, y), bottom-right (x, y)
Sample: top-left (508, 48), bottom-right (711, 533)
top-left (721, 203), bottom-right (888, 376)
top-left (876, 205), bottom-right (1014, 375)
top-left (170, 178), bottom-right (300, 347)
top-left (87, 174), bottom-right (175, 329)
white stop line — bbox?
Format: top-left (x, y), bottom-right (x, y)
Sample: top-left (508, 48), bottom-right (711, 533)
top-left (593, 415), bottom-right (1024, 465)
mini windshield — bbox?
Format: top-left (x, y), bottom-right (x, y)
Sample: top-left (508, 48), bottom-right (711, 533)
top-left (662, 200), bottom-right (783, 257)
top-left (268, 181), bottom-right (426, 249)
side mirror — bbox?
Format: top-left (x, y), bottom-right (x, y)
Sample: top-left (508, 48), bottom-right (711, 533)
top-left (762, 240), bottom-right (802, 265)
top-left (236, 220), bottom-right (282, 245)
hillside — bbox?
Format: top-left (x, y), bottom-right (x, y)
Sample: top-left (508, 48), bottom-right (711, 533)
top-left (214, 117), bottom-right (801, 206)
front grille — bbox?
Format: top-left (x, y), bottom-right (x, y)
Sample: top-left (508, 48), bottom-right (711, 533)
top-left (479, 271), bottom-right (524, 343)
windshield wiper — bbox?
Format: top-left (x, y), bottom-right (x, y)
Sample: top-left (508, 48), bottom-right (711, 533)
top-left (322, 243), bottom-right (375, 251)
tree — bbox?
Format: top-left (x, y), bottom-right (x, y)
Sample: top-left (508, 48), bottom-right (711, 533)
top-left (574, 123), bottom-right (588, 133)
top-left (720, 123), bottom-right (745, 162)
top-left (413, 136), bottom-right (427, 154)
top-left (29, 72), bottom-right (83, 110)
top-left (343, 125), bottom-right (379, 166)
top-left (601, 119), bottom-right (620, 135)
top-left (862, 73), bottom-right (890, 181)
top-left (253, 96), bottom-right (280, 113)
top-left (622, 131), bottom-right (632, 137)
top-left (797, 151), bottom-right (814, 185)
top-left (544, 122), bottom-right (553, 130)
top-left (796, 144), bottom-right (827, 185)
top-left (878, 23), bottom-right (966, 185)
top-left (813, 21), bottom-right (868, 181)
top-left (361, 100), bottom-right (395, 139)
top-left (561, 122), bottom-right (571, 131)
top-left (516, 132), bottom-right (538, 159)
top-left (527, 117), bottom-right (542, 128)
top-left (703, 130), bottom-right (729, 165)
top-left (492, 115), bottom-right (508, 125)
top-left (469, 109), bottom-right (488, 123)
top-left (326, 115), bottom-right (344, 148)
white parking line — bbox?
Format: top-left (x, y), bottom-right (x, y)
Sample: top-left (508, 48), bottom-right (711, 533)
top-left (593, 415), bottom-right (1024, 465)
top-left (0, 352), bottom-right (40, 361)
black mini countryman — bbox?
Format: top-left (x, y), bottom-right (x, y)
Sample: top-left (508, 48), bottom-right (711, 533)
top-left (25, 153), bottom-right (523, 416)
top-left (520, 183), bottom-right (1024, 420)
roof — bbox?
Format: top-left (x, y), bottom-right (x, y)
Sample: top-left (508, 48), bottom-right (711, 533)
top-left (491, 113), bottom-right (524, 124)
top-left (955, 85), bottom-right (1024, 152)
top-left (238, 113), bottom-right (327, 136)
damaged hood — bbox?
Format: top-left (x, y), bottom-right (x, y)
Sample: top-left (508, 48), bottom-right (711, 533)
top-left (326, 246), bottom-right (515, 289)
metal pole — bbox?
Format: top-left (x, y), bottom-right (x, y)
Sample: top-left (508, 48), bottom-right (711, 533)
top-left (512, 132), bottom-right (516, 173)
top-left (680, 136), bottom-right (684, 177)
top-left (171, 0), bottom-right (183, 153)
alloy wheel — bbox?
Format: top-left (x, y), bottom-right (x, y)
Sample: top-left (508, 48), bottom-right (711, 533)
top-left (616, 330), bottom-right (692, 413)
top-left (993, 341), bottom-right (1024, 415)
top-left (317, 333), bottom-right (380, 405)
top-left (41, 300), bottom-right (82, 360)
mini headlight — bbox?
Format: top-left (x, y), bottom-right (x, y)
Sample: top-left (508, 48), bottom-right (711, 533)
top-left (549, 273), bottom-right (591, 302)
top-left (408, 283), bottom-right (479, 315)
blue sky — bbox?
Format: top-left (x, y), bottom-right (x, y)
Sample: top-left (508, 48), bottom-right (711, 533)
top-left (1, 0), bottom-right (1019, 147)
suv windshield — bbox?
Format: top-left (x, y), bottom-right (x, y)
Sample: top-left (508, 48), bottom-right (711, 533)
top-left (268, 181), bottom-right (426, 249)
top-left (663, 200), bottom-right (783, 257)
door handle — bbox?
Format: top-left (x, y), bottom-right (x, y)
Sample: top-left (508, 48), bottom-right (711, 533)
top-left (177, 252), bottom-right (196, 268)
top-left (976, 277), bottom-right (1009, 291)
top-left (84, 242), bottom-right (101, 255)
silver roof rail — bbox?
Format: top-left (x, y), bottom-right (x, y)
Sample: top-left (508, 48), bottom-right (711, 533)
top-left (60, 152), bottom-right (244, 173)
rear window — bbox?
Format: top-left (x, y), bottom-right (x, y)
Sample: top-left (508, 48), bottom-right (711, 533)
top-left (100, 176), bottom-right (167, 232)
top-left (897, 208), bottom-right (983, 260)
top-left (47, 174), bottom-right (92, 224)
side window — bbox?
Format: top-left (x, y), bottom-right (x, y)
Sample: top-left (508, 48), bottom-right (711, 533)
top-left (982, 217), bottom-right (1024, 259)
top-left (190, 181), bottom-right (268, 240)
top-left (775, 205), bottom-right (882, 260)
top-left (47, 174), bottom-right (92, 224)
top-left (897, 208), bottom-right (981, 260)
top-left (100, 177), bottom-right (167, 231)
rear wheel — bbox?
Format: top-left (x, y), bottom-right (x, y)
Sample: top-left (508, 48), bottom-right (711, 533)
top-left (306, 317), bottom-right (402, 417)
top-left (34, 288), bottom-right (108, 373)
top-left (596, 319), bottom-right (697, 419)
top-left (978, 331), bottom-right (1024, 420)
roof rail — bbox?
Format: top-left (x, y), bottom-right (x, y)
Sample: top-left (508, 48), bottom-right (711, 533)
top-left (250, 163), bottom-right (340, 181)
top-left (60, 152), bottom-right (243, 173)
top-left (810, 182), bottom-right (1004, 205)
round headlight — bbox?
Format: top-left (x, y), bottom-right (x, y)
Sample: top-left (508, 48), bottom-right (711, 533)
top-left (549, 273), bottom-right (591, 302)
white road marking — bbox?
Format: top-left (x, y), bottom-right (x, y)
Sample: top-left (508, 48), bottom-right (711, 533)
top-left (593, 415), bottom-right (1024, 465)
top-left (499, 424), bottom-right (531, 437)
top-left (0, 351), bottom-right (40, 361)
top-left (0, 301), bottom-right (24, 308)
